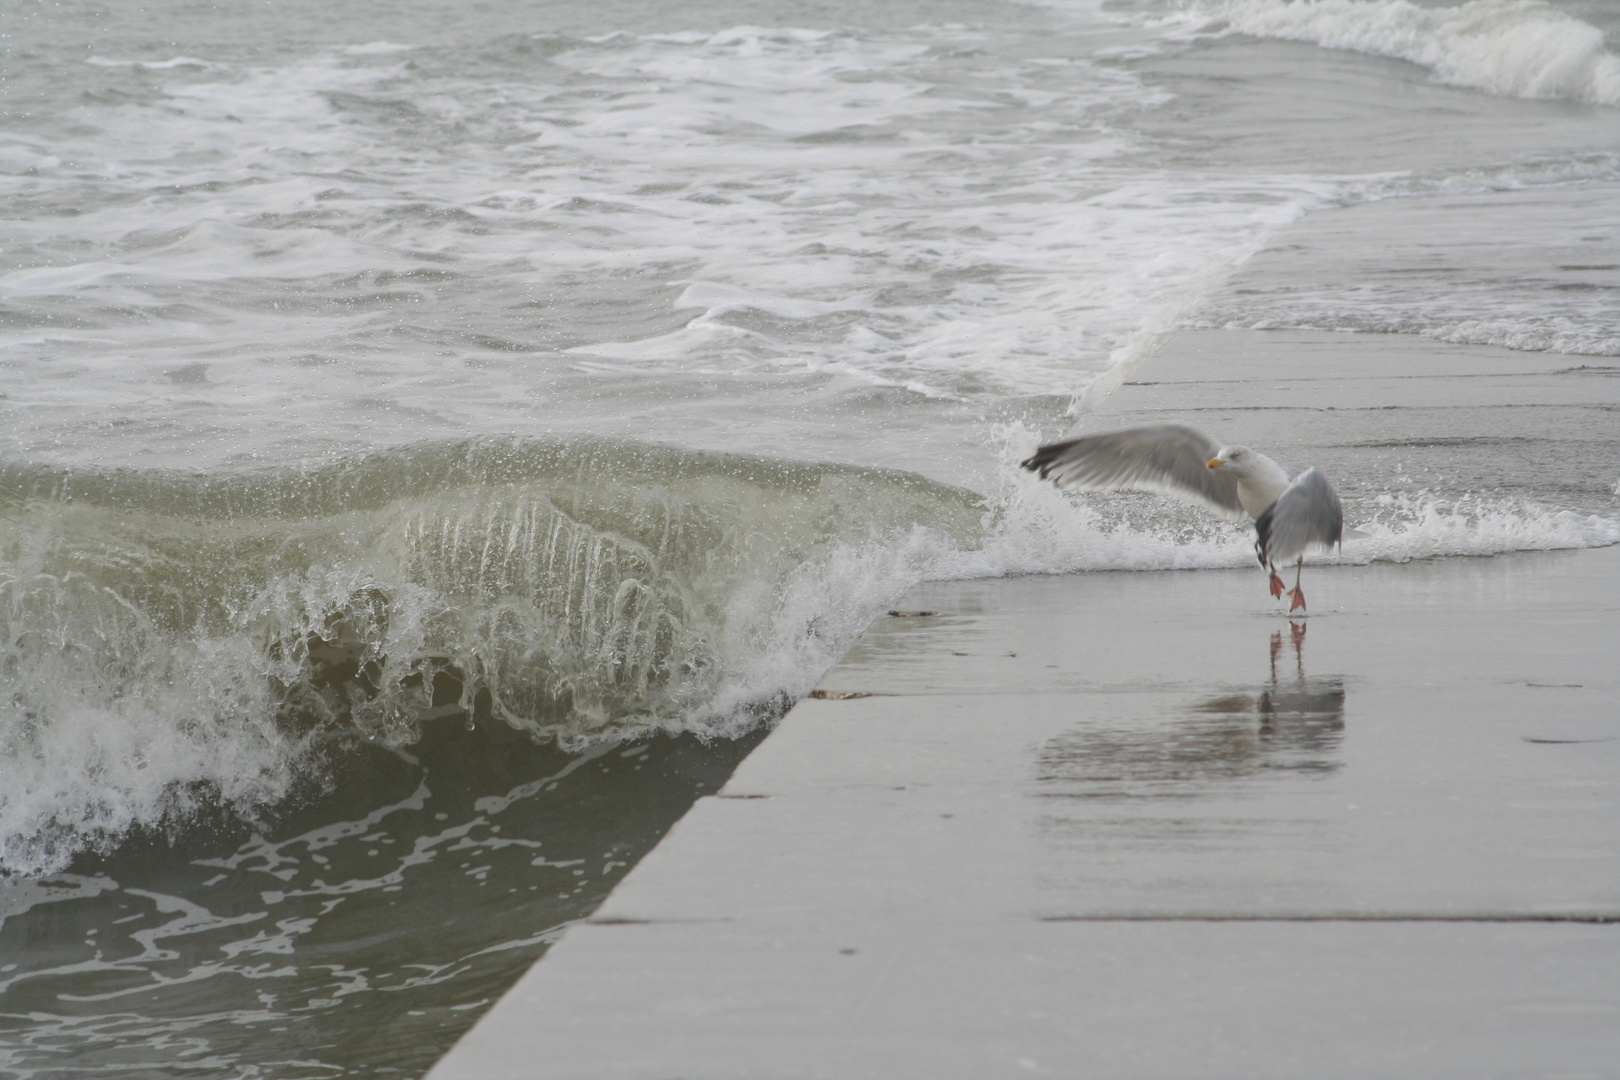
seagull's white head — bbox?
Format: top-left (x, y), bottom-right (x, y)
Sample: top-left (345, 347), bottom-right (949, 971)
top-left (1206, 446), bottom-right (1255, 474)
top-left (1207, 445), bottom-right (1294, 518)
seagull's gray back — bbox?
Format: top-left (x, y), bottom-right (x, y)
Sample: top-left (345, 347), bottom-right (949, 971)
top-left (1254, 468), bottom-right (1344, 565)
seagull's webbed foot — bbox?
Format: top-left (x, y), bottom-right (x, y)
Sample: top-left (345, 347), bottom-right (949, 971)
top-left (1287, 586), bottom-right (1306, 613)
top-left (1268, 571), bottom-right (1286, 599)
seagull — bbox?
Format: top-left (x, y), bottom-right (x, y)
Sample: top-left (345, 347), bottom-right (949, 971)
top-left (1020, 422), bottom-right (1346, 612)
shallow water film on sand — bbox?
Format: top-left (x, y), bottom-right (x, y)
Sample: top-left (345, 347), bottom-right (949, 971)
top-left (1, 0), bottom-right (1617, 1073)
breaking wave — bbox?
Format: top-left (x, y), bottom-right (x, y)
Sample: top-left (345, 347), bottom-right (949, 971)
top-left (1192, 0), bottom-right (1620, 106)
top-left (0, 438), bottom-right (984, 875)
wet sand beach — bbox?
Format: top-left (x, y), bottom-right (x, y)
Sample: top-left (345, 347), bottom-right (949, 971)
top-left (428, 325), bottom-right (1620, 1078)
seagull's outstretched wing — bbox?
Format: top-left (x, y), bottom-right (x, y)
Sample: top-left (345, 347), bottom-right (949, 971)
top-left (1255, 468), bottom-right (1344, 565)
top-left (1020, 423), bottom-right (1246, 521)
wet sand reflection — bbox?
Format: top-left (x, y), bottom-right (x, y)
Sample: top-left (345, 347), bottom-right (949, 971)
top-left (1035, 622), bottom-right (1345, 797)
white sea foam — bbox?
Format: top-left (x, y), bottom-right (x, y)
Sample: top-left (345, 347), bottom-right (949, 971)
top-left (1, 21), bottom-right (1339, 469)
top-left (342, 42), bottom-right (419, 55)
top-left (1343, 491), bottom-right (1620, 560)
top-left (1191, 0), bottom-right (1620, 106)
top-left (87, 56), bottom-right (227, 71)
top-left (0, 636), bottom-right (305, 879)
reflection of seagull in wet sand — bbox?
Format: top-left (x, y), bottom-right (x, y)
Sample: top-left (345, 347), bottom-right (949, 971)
top-left (1021, 422), bottom-right (1349, 612)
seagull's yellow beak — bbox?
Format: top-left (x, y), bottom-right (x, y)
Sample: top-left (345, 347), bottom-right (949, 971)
top-left (1206, 457), bottom-right (1223, 469)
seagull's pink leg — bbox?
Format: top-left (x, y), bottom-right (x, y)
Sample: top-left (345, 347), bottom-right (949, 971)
top-left (1287, 559), bottom-right (1306, 612)
top-left (1268, 568), bottom-right (1286, 599)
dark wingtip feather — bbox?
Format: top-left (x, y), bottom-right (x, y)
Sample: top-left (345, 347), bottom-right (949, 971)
top-left (1254, 501), bottom-right (1276, 567)
top-left (1020, 441), bottom-right (1067, 479)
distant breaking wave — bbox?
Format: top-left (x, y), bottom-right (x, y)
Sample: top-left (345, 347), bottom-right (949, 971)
top-left (1192, 0), bottom-right (1620, 107)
